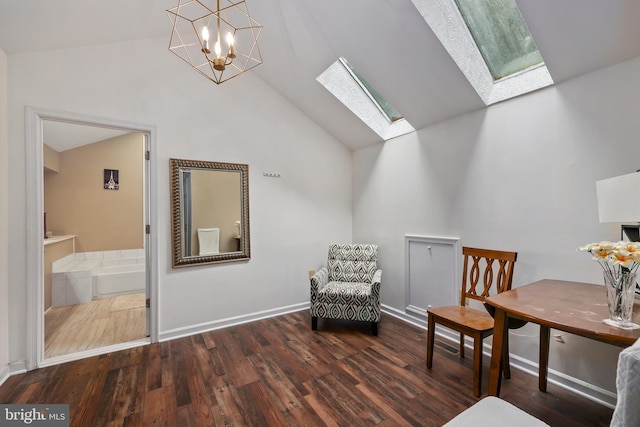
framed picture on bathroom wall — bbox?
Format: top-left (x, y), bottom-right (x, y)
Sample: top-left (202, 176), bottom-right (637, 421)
top-left (104, 169), bottom-right (119, 190)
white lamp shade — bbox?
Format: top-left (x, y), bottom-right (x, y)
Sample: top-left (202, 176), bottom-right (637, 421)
top-left (596, 172), bottom-right (640, 223)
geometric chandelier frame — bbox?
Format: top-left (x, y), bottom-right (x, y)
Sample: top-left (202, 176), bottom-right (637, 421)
top-left (167, 0), bottom-right (263, 84)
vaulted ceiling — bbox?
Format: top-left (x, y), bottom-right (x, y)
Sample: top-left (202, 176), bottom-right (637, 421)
top-left (1, 0), bottom-right (639, 150)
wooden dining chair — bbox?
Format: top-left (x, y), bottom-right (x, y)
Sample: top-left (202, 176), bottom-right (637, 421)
top-left (426, 246), bottom-right (518, 397)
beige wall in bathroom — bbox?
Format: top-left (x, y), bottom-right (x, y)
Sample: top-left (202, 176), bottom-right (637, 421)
top-left (190, 169), bottom-right (242, 254)
top-left (43, 144), bottom-right (60, 172)
top-left (44, 132), bottom-right (144, 252)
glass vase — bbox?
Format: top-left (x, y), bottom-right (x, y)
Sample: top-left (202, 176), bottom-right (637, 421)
top-left (603, 270), bottom-right (636, 328)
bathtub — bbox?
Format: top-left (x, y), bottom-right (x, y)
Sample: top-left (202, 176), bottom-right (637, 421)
top-left (91, 263), bottom-right (146, 300)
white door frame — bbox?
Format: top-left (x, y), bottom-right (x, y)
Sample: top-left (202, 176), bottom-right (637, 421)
top-left (25, 106), bottom-right (159, 369)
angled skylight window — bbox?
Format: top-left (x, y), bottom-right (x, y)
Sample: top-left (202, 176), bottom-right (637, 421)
top-left (453, 0), bottom-right (543, 81)
top-left (340, 58), bottom-right (405, 123)
top-left (317, 57), bottom-right (415, 141)
top-left (411, 0), bottom-right (553, 105)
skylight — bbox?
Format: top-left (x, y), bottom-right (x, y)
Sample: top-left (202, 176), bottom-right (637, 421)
top-left (453, 0), bottom-right (543, 81)
top-left (317, 57), bottom-right (415, 142)
top-left (339, 58), bottom-right (404, 123)
top-left (411, 0), bottom-right (553, 105)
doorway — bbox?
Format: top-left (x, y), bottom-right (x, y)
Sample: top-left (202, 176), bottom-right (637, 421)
top-left (26, 107), bottom-right (158, 369)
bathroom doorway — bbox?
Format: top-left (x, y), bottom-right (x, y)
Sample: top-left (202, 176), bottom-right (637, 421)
top-left (26, 107), bottom-right (158, 369)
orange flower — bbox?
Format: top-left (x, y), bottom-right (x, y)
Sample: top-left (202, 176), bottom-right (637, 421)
top-left (579, 241), bottom-right (640, 273)
top-left (611, 249), bottom-right (640, 268)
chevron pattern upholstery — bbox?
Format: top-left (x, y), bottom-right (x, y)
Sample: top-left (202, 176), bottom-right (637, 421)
top-left (310, 244), bottom-right (382, 335)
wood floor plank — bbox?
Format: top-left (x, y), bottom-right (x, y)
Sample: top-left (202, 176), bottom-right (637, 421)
top-left (303, 392), bottom-right (341, 427)
top-left (303, 373), bottom-right (373, 426)
top-left (248, 351), bottom-right (305, 419)
top-left (355, 382), bottom-right (415, 427)
top-left (241, 381), bottom-right (291, 426)
top-left (110, 365), bottom-right (141, 421)
top-left (72, 356), bottom-right (111, 427)
top-left (183, 339), bottom-right (216, 426)
top-left (122, 411), bottom-right (142, 427)
top-left (44, 293), bottom-right (146, 358)
top-left (175, 404), bottom-right (198, 427)
top-left (253, 345), bottom-right (311, 398)
top-left (93, 368), bottom-right (122, 423)
top-left (210, 377), bottom-right (248, 426)
top-left (140, 386), bottom-right (176, 427)
top-left (168, 339), bottom-right (191, 407)
top-left (144, 342), bottom-right (162, 392)
top-left (0, 312), bottom-right (615, 427)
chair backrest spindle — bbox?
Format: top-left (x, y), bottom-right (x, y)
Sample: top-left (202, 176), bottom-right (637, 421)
top-left (460, 247), bottom-right (517, 306)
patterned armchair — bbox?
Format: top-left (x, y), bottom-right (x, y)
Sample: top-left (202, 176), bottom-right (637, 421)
top-left (310, 244), bottom-right (382, 335)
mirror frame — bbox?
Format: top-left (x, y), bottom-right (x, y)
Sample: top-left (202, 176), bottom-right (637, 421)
top-left (170, 158), bottom-right (250, 267)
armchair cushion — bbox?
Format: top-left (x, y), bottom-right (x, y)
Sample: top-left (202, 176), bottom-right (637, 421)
top-left (318, 282), bottom-right (373, 307)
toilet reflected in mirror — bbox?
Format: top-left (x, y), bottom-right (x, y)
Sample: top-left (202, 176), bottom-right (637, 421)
top-left (197, 227), bottom-right (220, 255)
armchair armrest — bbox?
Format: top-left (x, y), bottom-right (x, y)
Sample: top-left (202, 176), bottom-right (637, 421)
top-left (310, 267), bottom-right (329, 295)
top-left (370, 269), bottom-right (382, 300)
top-left (371, 269), bottom-right (382, 285)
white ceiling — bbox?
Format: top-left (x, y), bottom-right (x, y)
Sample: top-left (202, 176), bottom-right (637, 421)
top-left (43, 121), bottom-right (130, 152)
top-left (1, 0), bottom-right (639, 150)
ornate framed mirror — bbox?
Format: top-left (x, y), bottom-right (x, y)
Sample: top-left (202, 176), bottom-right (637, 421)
top-left (170, 158), bottom-right (250, 267)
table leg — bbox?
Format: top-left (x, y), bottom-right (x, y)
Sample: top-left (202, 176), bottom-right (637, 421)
top-left (539, 324), bottom-right (550, 392)
top-left (488, 308), bottom-right (507, 396)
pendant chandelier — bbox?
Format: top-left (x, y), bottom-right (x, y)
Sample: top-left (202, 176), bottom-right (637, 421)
top-left (167, 0), bottom-right (263, 85)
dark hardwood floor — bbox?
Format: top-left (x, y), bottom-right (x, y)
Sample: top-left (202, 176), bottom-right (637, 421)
top-left (0, 311), bottom-right (614, 426)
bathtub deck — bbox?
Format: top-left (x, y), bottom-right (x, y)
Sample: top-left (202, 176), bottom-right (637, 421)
top-left (45, 293), bottom-right (146, 358)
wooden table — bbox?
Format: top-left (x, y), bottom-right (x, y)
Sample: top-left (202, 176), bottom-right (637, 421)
top-left (485, 279), bottom-right (640, 396)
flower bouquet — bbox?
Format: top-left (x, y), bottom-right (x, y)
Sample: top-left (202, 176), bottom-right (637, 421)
top-left (578, 241), bottom-right (640, 329)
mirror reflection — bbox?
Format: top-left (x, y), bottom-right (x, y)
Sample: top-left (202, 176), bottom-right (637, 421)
top-left (170, 159), bottom-right (250, 267)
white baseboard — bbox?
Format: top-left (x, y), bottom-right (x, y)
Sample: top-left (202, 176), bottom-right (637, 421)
top-left (38, 339), bottom-right (150, 369)
top-left (385, 307), bottom-right (618, 409)
top-left (159, 302), bottom-right (310, 342)
top-left (506, 351), bottom-right (616, 408)
top-left (8, 360), bottom-right (27, 377)
top-left (0, 364), bottom-right (9, 388)
top-left (383, 304), bottom-right (427, 329)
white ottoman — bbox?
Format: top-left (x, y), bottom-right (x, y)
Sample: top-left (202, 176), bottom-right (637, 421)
top-left (443, 396), bottom-right (549, 427)
top-left (610, 337), bottom-right (640, 427)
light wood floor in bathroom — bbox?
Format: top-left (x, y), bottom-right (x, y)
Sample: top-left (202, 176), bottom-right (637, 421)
top-left (44, 293), bottom-right (146, 358)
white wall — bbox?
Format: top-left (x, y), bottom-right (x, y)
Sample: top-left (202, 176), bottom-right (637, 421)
top-left (353, 57), bottom-right (640, 394)
top-left (0, 47), bottom-right (9, 381)
top-left (7, 38), bottom-right (352, 363)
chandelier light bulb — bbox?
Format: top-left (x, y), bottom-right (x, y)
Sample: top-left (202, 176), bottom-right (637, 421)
top-left (213, 39), bottom-right (225, 70)
top-left (201, 26), bottom-right (210, 53)
top-left (226, 31), bottom-right (236, 58)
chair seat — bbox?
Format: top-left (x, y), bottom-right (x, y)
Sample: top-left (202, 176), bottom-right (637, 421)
top-left (318, 281), bottom-right (372, 306)
top-left (428, 306), bottom-right (495, 333)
